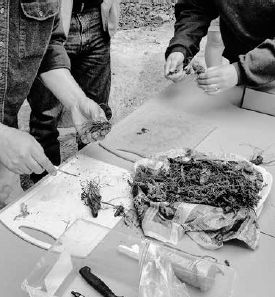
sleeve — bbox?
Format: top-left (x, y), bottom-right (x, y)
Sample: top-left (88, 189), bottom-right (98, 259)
top-left (237, 38), bottom-right (275, 88)
top-left (165, 0), bottom-right (218, 65)
top-left (39, 11), bottom-right (71, 74)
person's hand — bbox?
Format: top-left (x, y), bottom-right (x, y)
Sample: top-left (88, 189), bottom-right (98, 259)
top-left (197, 64), bottom-right (238, 95)
top-left (164, 52), bottom-right (186, 82)
top-left (71, 97), bottom-right (107, 143)
top-left (0, 126), bottom-right (57, 175)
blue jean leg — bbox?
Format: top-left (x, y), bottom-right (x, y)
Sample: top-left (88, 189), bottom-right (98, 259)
top-left (67, 7), bottom-right (112, 118)
top-left (27, 7), bottom-right (111, 168)
top-left (28, 78), bottom-right (62, 166)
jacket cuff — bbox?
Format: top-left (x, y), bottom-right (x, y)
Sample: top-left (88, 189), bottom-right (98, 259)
top-left (165, 45), bottom-right (187, 61)
top-left (232, 62), bottom-right (245, 85)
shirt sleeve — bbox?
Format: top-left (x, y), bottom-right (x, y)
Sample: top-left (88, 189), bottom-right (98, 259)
top-left (165, 0), bottom-right (218, 66)
top-left (238, 38), bottom-right (275, 88)
top-left (39, 11), bottom-right (71, 74)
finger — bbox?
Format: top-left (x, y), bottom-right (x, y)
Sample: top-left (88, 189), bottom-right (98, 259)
top-left (206, 66), bottom-right (220, 72)
top-left (80, 134), bottom-right (89, 144)
top-left (12, 167), bottom-right (25, 175)
top-left (91, 131), bottom-right (101, 141)
top-left (96, 135), bottom-right (106, 141)
top-left (197, 77), bottom-right (220, 85)
top-left (26, 158), bottom-right (44, 174)
top-left (41, 156), bottom-right (57, 175)
top-left (172, 74), bottom-right (186, 83)
top-left (199, 84), bottom-right (220, 92)
top-left (22, 164), bottom-right (33, 175)
top-left (100, 128), bottom-right (110, 137)
top-left (81, 132), bottom-right (94, 144)
top-left (164, 58), bottom-right (172, 76)
top-left (198, 70), bottom-right (220, 80)
top-left (167, 70), bottom-right (185, 82)
top-left (169, 58), bottom-right (180, 73)
top-left (205, 86), bottom-right (223, 95)
top-left (33, 152), bottom-right (57, 176)
top-left (13, 162), bottom-right (31, 175)
top-left (206, 89), bottom-right (222, 95)
top-left (99, 108), bottom-right (107, 122)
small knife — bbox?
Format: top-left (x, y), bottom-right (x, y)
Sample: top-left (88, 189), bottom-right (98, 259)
top-left (54, 166), bottom-right (79, 177)
top-left (79, 266), bottom-right (122, 297)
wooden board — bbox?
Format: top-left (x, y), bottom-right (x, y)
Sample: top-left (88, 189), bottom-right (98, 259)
top-left (0, 154), bottom-right (132, 250)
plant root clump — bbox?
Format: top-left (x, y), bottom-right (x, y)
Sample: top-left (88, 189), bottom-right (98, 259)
top-left (81, 180), bottom-right (102, 218)
top-left (131, 155), bottom-right (264, 221)
top-left (81, 181), bottom-right (138, 227)
top-left (78, 121), bottom-right (112, 143)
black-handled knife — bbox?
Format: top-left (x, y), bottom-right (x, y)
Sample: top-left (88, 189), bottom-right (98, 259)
top-left (79, 266), bottom-right (123, 297)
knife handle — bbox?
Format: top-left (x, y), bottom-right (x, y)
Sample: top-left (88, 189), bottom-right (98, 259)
top-left (79, 266), bottom-right (120, 297)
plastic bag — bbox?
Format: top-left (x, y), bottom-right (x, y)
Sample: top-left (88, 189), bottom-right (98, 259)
top-left (139, 241), bottom-right (190, 297)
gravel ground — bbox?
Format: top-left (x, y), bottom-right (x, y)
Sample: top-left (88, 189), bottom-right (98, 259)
top-left (119, 0), bottom-right (175, 29)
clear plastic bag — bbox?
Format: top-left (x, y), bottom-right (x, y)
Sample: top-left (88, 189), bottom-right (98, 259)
top-left (22, 220), bottom-right (236, 297)
top-left (139, 241), bottom-right (190, 297)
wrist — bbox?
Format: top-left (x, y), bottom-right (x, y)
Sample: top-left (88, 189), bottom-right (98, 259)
top-left (165, 45), bottom-right (187, 61)
top-left (69, 95), bottom-right (90, 112)
top-left (63, 93), bottom-right (87, 111)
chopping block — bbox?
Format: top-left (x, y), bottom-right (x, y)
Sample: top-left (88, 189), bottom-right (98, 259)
top-left (101, 82), bottom-right (217, 157)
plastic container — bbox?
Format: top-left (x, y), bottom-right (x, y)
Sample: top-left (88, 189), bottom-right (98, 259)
top-left (22, 219), bottom-right (236, 297)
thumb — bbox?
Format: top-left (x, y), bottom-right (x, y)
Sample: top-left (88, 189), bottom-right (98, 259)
top-left (165, 57), bottom-right (172, 76)
top-left (88, 101), bottom-right (107, 122)
top-left (98, 106), bottom-right (107, 122)
top-left (169, 56), bottom-right (181, 73)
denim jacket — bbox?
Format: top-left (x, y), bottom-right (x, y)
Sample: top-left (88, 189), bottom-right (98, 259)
top-left (0, 0), bottom-right (70, 127)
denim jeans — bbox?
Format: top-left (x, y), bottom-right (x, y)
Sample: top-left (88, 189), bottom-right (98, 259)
top-left (28, 7), bottom-right (112, 170)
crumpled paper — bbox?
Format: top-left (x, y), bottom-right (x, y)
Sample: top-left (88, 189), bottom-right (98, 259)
top-left (140, 201), bottom-right (259, 250)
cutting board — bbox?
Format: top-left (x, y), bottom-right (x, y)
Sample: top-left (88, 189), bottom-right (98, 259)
top-left (102, 99), bottom-right (217, 156)
top-left (0, 154), bottom-right (132, 250)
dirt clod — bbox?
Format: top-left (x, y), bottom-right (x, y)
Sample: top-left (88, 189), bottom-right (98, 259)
top-left (137, 128), bottom-right (149, 135)
top-left (224, 260), bottom-right (230, 267)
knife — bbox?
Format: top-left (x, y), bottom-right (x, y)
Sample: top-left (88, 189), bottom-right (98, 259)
top-left (79, 266), bottom-right (123, 297)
